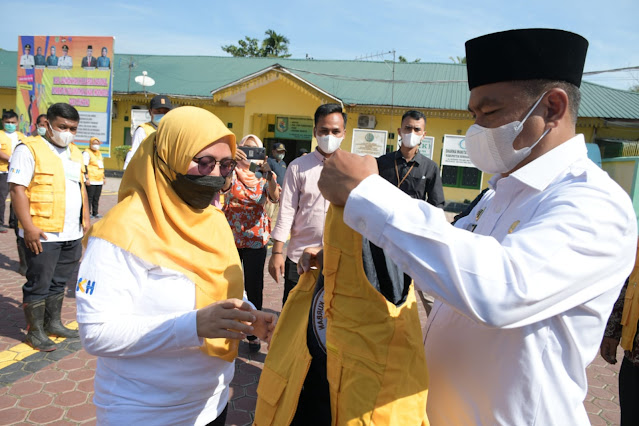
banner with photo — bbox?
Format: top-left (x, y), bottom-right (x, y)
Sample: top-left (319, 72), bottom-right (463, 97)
top-left (16, 35), bottom-right (115, 157)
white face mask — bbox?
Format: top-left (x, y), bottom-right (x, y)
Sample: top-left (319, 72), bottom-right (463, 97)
top-left (275, 153), bottom-right (285, 161)
top-left (48, 123), bottom-right (75, 147)
top-left (401, 132), bottom-right (422, 148)
top-left (316, 134), bottom-right (343, 154)
top-left (91, 144), bottom-right (100, 151)
top-left (465, 92), bottom-right (549, 174)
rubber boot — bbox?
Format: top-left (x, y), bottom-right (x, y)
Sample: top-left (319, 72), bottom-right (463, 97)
top-left (17, 242), bottom-right (27, 276)
top-left (23, 300), bottom-right (57, 351)
top-left (44, 293), bottom-right (79, 338)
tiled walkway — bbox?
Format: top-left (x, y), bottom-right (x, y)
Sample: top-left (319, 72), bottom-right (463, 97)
top-left (0, 178), bottom-right (625, 425)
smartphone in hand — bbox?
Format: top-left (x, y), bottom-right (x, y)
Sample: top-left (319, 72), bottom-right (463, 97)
top-left (238, 146), bottom-right (266, 160)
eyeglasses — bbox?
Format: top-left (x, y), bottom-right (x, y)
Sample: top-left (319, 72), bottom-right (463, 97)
top-left (193, 156), bottom-right (237, 177)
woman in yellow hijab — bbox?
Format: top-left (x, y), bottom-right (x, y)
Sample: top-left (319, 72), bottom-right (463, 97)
top-left (76, 106), bottom-right (275, 425)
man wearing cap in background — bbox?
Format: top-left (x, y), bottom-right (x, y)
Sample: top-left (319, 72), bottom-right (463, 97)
top-left (58, 45), bottom-right (72, 69)
top-left (81, 45), bottom-right (97, 69)
top-left (123, 95), bottom-right (173, 170)
top-left (267, 142), bottom-right (288, 187)
top-left (19, 44), bottom-right (34, 69)
top-left (317, 29), bottom-right (637, 424)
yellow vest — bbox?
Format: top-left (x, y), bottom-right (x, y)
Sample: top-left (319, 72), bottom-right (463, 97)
top-left (621, 238), bottom-right (639, 351)
top-left (138, 122), bottom-right (157, 139)
top-left (0, 130), bottom-right (26, 172)
top-left (84, 148), bottom-right (105, 182)
top-left (20, 137), bottom-right (85, 232)
top-left (255, 205), bottom-right (429, 426)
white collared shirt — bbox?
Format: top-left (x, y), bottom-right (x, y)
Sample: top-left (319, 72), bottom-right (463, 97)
top-left (344, 134), bottom-right (637, 425)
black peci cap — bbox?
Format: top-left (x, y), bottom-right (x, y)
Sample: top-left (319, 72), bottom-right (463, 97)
top-left (465, 28), bottom-right (589, 90)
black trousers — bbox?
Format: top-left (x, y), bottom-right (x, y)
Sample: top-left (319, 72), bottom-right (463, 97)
top-left (0, 173), bottom-right (8, 226)
top-left (620, 357), bottom-right (639, 426)
top-left (237, 246), bottom-right (267, 311)
top-left (21, 238), bottom-right (82, 303)
top-left (86, 184), bottom-right (103, 215)
top-left (282, 256), bottom-right (300, 306)
top-left (204, 404), bottom-right (228, 426)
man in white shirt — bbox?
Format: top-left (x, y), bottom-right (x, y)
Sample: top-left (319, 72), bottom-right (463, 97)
top-left (9, 103), bottom-right (90, 352)
top-left (317, 29), bottom-right (637, 425)
top-left (19, 44), bottom-right (35, 69)
top-left (268, 103), bottom-right (346, 305)
top-left (123, 95), bottom-right (173, 170)
top-left (58, 45), bottom-right (73, 69)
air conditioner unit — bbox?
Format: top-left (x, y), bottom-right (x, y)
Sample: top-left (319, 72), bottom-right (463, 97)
top-left (357, 114), bottom-right (376, 129)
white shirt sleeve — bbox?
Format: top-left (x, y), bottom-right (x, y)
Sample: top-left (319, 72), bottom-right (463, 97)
top-left (270, 161), bottom-right (300, 243)
top-left (344, 174), bottom-right (636, 329)
top-left (82, 151), bottom-right (90, 166)
top-left (7, 144), bottom-right (35, 187)
top-left (77, 238), bottom-right (202, 358)
top-left (123, 127), bottom-right (147, 170)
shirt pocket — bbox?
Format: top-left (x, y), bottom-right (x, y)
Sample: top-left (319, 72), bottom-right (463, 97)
top-left (29, 172), bottom-right (55, 217)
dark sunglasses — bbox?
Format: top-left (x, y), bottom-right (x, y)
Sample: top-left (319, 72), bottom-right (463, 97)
top-left (193, 156), bottom-right (237, 177)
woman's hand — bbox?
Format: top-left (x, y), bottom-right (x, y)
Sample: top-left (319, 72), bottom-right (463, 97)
top-left (259, 157), bottom-right (272, 174)
top-left (235, 148), bottom-right (248, 163)
top-left (251, 310), bottom-right (278, 348)
top-left (196, 298), bottom-right (255, 340)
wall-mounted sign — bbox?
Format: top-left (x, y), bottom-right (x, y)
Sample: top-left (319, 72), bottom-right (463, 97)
top-left (418, 136), bottom-right (435, 160)
top-left (275, 116), bottom-right (313, 140)
top-left (442, 134), bottom-right (474, 167)
top-left (352, 129), bottom-right (388, 157)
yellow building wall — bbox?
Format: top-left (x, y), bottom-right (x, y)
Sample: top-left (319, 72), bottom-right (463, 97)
top-left (0, 88), bottom-right (16, 114)
top-left (243, 76), bottom-right (326, 141)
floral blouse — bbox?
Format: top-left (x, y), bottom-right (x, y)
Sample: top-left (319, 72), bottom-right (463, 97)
top-left (223, 172), bottom-right (279, 249)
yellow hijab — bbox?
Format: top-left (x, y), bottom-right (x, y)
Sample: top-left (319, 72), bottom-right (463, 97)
top-left (86, 106), bottom-right (244, 361)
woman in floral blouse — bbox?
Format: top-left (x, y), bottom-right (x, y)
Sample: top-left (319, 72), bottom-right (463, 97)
top-left (223, 134), bottom-right (281, 352)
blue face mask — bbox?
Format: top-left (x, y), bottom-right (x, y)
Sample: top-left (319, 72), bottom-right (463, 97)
top-left (152, 114), bottom-right (165, 125)
top-left (4, 123), bottom-right (17, 133)
top-left (37, 126), bottom-right (47, 136)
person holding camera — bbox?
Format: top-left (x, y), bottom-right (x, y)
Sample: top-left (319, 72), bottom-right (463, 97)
top-left (223, 134), bottom-right (280, 352)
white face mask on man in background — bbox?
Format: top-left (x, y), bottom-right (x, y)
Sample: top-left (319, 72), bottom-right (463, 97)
top-left (316, 134), bottom-right (343, 154)
top-left (401, 132), bottom-right (422, 148)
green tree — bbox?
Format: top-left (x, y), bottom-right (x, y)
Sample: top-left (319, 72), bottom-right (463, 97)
top-left (631, 84), bottom-right (639, 93)
top-left (449, 56), bottom-right (467, 64)
top-left (222, 30), bottom-right (291, 58)
top-left (262, 29), bottom-right (291, 58)
top-left (398, 55), bottom-right (421, 63)
top-left (222, 37), bottom-right (263, 57)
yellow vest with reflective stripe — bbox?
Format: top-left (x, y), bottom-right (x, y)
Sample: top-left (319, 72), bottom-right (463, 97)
top-left (0, 130), bottom-right (26, 172)
top-left (20, 137), bottom-right (85, 232)
top-left (255, 205), bottom-right (429, 426)
top-left (84, 148), bottom-right (105, 182)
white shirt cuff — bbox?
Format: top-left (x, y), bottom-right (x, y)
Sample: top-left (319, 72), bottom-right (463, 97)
top-left (175, 310), bottom-right (204, 347)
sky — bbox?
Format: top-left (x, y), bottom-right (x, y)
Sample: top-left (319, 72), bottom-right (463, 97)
top-left (1, 0), bottom-right (638, 90)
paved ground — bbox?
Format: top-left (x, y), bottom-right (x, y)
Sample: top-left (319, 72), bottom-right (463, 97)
top-left (0, 177), bottom-right (626, 425)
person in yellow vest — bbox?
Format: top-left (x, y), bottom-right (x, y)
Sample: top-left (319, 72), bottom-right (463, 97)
top-left (8, 103), bottom-right (90, 352)
top-left (75, 106), bottom-right (276, 425)
top-left (83, 137), bottom-right (106, 218)
top-left (123, 94), bottom-right (173, 170)
top-left (601, 238), bottom-right (639, 425)
top-left (254, 205), bottom-right (429, 425)
top-left (1, 110), bottom-right (26, 233)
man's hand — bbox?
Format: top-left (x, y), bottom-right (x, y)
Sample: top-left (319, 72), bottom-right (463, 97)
top-left (251, 310), bottom-right (278, 348)
top-left (297, 246), bottom-right (323, 275)
top-left (268, 253), bottom-right (285, 283)
top-left (600, 337), bottom-right (620, 364)
top-left (318, 149), bottom-right (378, 206)
top-left (24, 225), bottom-right (47, 254)
top-left (196, 298), bottom-right (255, 340)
